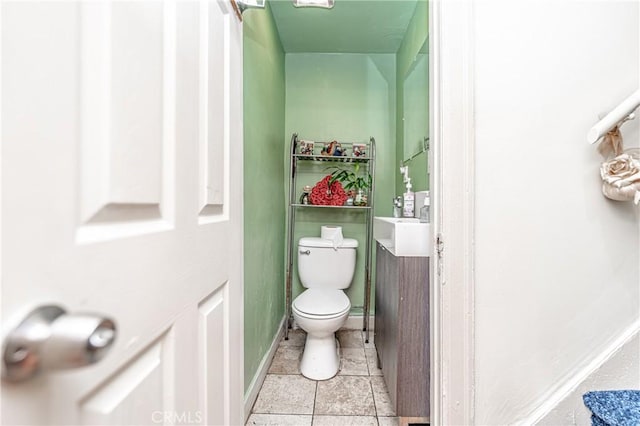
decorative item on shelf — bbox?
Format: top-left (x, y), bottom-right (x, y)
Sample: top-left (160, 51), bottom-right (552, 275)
top-left (352, 143), bottom-right (367, 157)
top-left (321, 140), bottom-right (346, 157)
top-left (310, 175), bottom-right (348, 206)
top-left (354, 189), bottom-right (368, 206)
top-left (298, 140), bottom-right (315, 156)
top-left (345, 190), bottom-right (355, 206)
top-left (600, 149), bottom-right (640, 204)
top-left (300, 185), bottom-right (312, 205)
top-left (326, 163), bottom-right (372, 206)
top-left (597, 124), bottom-right (640, 205)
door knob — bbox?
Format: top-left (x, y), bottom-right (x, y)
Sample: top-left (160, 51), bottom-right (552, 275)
top-left (2, 305), bottom-right (117, 383)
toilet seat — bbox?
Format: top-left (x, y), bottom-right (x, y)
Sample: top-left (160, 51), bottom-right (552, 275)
top-left (292, 305), bottom-right (351, 320)
top-left (292, 289), bottom-right (350, 318)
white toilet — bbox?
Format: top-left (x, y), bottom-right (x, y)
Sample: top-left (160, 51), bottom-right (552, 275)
top-left (292, 236), bottom-right (358, 380)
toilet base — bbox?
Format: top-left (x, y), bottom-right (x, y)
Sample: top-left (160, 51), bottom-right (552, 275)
top-left (300, 333), bottom-right (340, 380)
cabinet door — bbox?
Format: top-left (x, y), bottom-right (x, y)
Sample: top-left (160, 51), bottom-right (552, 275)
top-left (374, 243), bottom-right (386, 366)
top-left (397, 257), bottom-right (430, 417)
top-left (375, 243), bottom-right (399, 407)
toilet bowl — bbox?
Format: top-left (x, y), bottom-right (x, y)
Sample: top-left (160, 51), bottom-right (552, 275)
top-left (292, 288), bottom-right (351, 380)
top-left (293, 234), bottom-right (358, 380)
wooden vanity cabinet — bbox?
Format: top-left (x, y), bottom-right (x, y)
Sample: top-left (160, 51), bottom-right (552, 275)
top-left (374, 242), bottom-right (430, 419)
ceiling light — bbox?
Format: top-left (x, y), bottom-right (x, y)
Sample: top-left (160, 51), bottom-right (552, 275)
top-left (293, 0), bottom-right (335, 9)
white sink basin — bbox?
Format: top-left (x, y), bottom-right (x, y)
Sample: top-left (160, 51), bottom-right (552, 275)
top-left (373, 217), bottom-right (431, 257)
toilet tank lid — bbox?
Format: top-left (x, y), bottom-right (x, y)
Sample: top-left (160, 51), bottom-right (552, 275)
top-left (299, 237), bottom-right (358, 248)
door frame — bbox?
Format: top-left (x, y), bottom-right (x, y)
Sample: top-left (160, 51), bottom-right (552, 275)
top-left (429, 0), bottom-right (476, 424)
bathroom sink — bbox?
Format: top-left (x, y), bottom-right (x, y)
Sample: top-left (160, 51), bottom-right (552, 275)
top-left (373, 217), bottom-right (431, 257)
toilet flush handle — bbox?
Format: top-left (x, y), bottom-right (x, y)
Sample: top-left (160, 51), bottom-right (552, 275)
top-left (299, 250), bottom-right (311, 255)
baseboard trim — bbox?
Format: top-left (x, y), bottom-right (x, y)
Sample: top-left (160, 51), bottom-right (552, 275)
top-left (341, 314), bottom-right (375, 331)
top-left (243, 316), bottom-right (285, 422)
top-left (521, 318), bottom-right (640, 425)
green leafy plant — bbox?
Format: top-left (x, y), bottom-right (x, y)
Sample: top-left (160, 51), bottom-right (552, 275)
top-left (327, 163), bottom-right (372, 191)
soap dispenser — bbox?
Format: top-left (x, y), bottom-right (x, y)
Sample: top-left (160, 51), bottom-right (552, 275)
top-left (402, 178), bottom-right (415, 217)
top-left (419, 196), bottom-right (430, 223)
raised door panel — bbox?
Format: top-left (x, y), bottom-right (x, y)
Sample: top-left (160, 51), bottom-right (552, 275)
top-left (78, 1), bottom-right (175, 242)
top-left (198, 285), bottom-right (228, 426)
top-left (198, 0), bottom-right (230, 221)
top-left (79, 333), bottom-right (175, 426)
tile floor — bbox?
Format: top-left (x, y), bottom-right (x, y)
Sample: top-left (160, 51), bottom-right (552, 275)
top-left (247, 329), bottom-right (398, 426)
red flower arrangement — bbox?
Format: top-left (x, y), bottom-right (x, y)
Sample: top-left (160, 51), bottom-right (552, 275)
top-left (310, 175), bottom-right (348, 206)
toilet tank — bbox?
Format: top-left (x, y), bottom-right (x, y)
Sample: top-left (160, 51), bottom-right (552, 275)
top-left (298, 237), bottom-right (358, 289)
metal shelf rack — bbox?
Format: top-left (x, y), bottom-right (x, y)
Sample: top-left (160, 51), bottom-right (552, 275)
top-left (284, 133), bottom-right (377, 343)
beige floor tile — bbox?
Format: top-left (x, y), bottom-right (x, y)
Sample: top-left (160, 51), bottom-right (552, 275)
top-left (376, 417), bottom-right (399, 426)
top-left (314, 376), bottom-right (375, 416)
top-left (370, 376), bottom-right (396, 416)
top-left (312, 415), bottom-right (377, 425)
top-left (281, 329), bottom-right (307, 347)
top-left (268, 347), bottom-right (303, 374)
top-left (338, 348), bottom-right (369, 376)
top-left (246, 414), bottom-right (312, 426)
top-left (337, 330), bottom-right (364, 348)
top-left (364, 348), bottom-right (383, 376)
top-left (253, 375), bottom-right (316, 415)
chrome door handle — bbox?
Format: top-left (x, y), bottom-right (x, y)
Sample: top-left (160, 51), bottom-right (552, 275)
top-left (299, 250), bottom-right (310, 255)
top-left (2, 305), bottom-right (117, 382)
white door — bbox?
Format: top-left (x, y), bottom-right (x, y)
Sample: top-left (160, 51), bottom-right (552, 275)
top-left (1, 1), bottom-right (244, 425)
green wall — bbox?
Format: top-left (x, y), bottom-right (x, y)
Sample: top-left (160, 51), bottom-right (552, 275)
top-left (242, 0), bottom-right (429, 395)
top-left (243, 5), bottom-right (286, 393)
top-left (396, 0), bottom-right (429, 195)
top-left (285, 53), bottom-right (396, 314)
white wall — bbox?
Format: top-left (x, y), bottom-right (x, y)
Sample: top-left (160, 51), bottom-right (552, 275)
top-left (537, 326), bottom-right (640, 425)
top-left (471, 1), bottom-right (640, 423)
